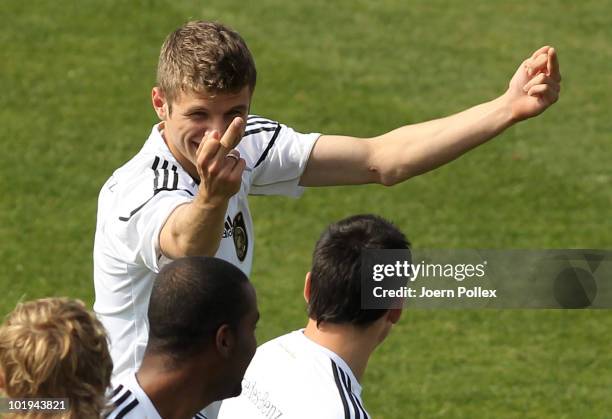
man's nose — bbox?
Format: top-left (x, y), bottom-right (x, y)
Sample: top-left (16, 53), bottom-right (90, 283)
top-left (206, 117), bottom-right (230, 137)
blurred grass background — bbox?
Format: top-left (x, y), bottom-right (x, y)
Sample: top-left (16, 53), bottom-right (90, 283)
top-left (1, 1), bottom-right (611, 417)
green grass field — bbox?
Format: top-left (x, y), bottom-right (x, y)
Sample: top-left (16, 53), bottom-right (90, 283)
top-left (2, 1), bottom-right (611, 417)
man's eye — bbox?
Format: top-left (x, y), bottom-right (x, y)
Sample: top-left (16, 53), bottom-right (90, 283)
top-left (190, 112), bottom-right (208, 119)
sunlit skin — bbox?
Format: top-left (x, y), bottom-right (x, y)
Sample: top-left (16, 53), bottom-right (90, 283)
top-left (152, 86), bottom-right (252, 180)
top-left (135, 283), bottom-right (260, 419)
top-left (153, 86), bottom-right (252, 261)
top-left (155, 46), bottom-right (561, 260)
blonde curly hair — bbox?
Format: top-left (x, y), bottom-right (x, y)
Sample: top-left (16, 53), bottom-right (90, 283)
top-left (0, 298), bottom-right (113, 418)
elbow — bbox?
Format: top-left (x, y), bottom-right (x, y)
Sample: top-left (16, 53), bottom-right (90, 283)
top-left (373, 165), bottom-right (414, 187)
top-left (368, 148), bottom-right (415, 187)
top-left (380, 174), bottom-right (400, 187)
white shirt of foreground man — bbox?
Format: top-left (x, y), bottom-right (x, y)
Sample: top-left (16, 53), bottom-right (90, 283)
top-left (94, 117), bottom-right (317, 378)
top-left (218, 330), bottom-right (370, 419)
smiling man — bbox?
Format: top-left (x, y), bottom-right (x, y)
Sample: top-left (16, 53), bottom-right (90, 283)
top-left (93, 20), bottom-right (561, 384)
top-left (94, 22), bottom-right (320, 379)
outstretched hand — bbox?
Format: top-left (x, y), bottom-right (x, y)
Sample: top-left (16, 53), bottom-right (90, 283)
top-left (505, 46), bottom-right (561, 122)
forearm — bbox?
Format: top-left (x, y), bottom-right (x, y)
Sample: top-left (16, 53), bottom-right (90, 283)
top-left (159, 118), bottom-right (246, 259)
top-left (301, 47), bottom-right (559, 188)
top-left (372, 94), bottom-right (515, 185)
top-left (160, 197), bottom-right (229, 259)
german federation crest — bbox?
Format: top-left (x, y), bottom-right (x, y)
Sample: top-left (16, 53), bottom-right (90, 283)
top-left (232, 212), bottom-right (248, 261)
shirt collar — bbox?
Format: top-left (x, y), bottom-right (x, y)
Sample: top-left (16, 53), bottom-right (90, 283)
top-left (127, 372), bottom-right (163, 419)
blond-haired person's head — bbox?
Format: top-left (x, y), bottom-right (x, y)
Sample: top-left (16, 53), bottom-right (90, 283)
top-left (0, 298), bottom-right (112, 418)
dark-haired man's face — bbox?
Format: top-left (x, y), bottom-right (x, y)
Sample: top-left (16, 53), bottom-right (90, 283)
top-left (225, 282), bottom-right (258, 397)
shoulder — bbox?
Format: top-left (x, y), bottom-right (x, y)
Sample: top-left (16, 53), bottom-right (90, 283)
top-left (245, 115), bottom-right (281, 137)
top-left (237, 116), bottom-right (280, 166)
top-left (252, 331), bottom-right (299, 359)
top-left (247, 331), bottom-right (342, 394)
top-left (222, 332), bottom-right (356, 419)
top-left (105, 381), bottom-right (142, 419)
top-left (239, 116), bottom-right (320, 187)
top-left (110, 151), bottom-right (194, 193)
top-left (101, 124), bottom-right (196, 198)
top-left (98, 151), bottom-right (196, 221)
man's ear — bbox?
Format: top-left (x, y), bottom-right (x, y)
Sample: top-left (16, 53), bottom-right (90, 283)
top-left (215, 324), bottom-right (236, 358)
top-left (387, 308), bottom-right (402, 325)
top-left (303, 272), bottom-right (312, 303)
top-left (152, 87), bottom-right (168, 120)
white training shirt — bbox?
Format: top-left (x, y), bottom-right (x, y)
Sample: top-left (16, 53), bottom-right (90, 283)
top-left (218, 330), bottom-right (371, 419)
top-left (94, 116), bottom-right (319, 379)
top-left (106, 372), bottom-right (161, 419)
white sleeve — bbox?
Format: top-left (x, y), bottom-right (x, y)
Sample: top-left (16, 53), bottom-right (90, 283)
top-left (242, 116), bottom-right (319, 197)
top-left (119, 192), bottom-right (192, 272)
top-left (109, 165), bottom-right (194, 273)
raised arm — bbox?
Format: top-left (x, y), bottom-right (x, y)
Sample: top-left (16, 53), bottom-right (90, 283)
top-left (159, 118), bottom-right (246, 259)
top-left (300, 47), bottom-right (561, 187)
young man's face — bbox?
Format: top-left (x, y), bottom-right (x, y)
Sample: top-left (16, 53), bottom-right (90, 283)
top-left (153, 86), bottom-right (251, 177)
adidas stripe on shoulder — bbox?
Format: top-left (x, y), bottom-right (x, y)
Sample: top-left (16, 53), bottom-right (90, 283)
top-left (118, 156), bottom-right (194, 222)
top-left (331, 360), bottom-right (370, 419)
top-left (245, 116), bottom-right (282, 168)
top-left (245, 115), bottom-right (278, 136)
top-left (105, 386), bottom-right (139, 419)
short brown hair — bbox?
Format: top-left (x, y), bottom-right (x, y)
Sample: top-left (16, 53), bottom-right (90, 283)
top-left (308, 214), bottom-right (410, 327)
top-left (0, 298), bottom-right (113, 419)
top-left (157, 21), bottom-right (257, 108)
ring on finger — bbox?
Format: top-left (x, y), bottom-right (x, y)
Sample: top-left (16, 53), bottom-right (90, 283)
top-left (225, 150), bottom-right (240, 161)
